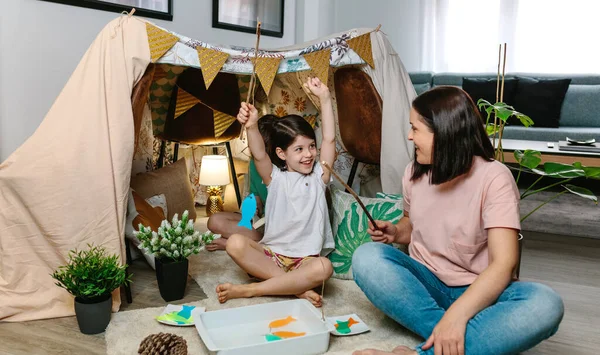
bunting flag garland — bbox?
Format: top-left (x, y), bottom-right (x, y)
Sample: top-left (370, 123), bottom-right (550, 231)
top-left (196, 47), bottom-right (230, 90)
top-left (213, 110), bottom-right (237, 138)
top-left (146, 23), bottom-right (180, 63)
top-left (303, 48), bottom-right (331, 86)
top-left (346, 32), bottom-right (375, 69)
top-left (173, 87), bottom-right (200, 119)
top-left (254, 57), bottom-right (282, 97)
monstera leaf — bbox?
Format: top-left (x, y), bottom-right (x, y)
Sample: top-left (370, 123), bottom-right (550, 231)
top-left (329, 201), bottom-right (403, 277)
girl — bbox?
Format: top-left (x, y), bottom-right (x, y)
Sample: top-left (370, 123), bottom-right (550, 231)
top-left (353, 86), bottom-right (563, 355)
top-left (216, 77), bottom-right (336, 307)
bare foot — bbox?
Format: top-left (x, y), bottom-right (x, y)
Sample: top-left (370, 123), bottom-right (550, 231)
top-left (352, 346), bottom-right (416, 355)
top-left (205, 237), bottom-right (227, 252)
top-left (296, 289), bottom-right (322, 307)
top-left (215, 283), bottom-right (254, 303)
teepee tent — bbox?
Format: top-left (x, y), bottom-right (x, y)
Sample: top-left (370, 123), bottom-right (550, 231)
top-left (0, 14), bottom-right (415, 321)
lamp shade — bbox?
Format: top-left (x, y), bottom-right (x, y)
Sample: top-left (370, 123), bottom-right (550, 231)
top-left (199, 155), bottom-right (230, 186)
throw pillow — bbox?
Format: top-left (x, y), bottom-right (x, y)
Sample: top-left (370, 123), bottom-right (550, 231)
top-left (511, 77), bottom-right (572, 128)
top-left (130, 158), bottom-right (196, 220)
top-left (328, 186), bottom-right (404, 280)
top-left (462, 77), bottom-right (519, 120)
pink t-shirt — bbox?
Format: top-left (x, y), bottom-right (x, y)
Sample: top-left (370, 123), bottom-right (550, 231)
top-left (404, 156), bottom-right (521, 286)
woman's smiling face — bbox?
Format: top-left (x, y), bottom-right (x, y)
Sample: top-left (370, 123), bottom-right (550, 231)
top-left (408, 108), bottom-right (434, 165)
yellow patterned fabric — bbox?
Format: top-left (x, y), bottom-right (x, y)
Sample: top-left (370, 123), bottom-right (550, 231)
top-left (196, 47), bottom-right (230, 90)
top-left (213, 110), bottom-right (236, 138)
top-left (254, 57), bottom-right (282, 97)
top-left (303, 48), bottom-right (331, 86)
top-left (347, 33), bottom-right (375, 69)
top-left (146, 23), bottom-right (179, 63)
top-left (174, 87), bottom-right (200, 119)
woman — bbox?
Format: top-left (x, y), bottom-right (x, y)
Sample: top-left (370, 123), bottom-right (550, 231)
top-left (352, 86), bottom-right (563, 355)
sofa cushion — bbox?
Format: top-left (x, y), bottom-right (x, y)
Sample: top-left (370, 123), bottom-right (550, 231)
top-left (414, 83), bottom-right (431, 95)
top-left (462, 78), bottom-right (519, 119)
top-left (512, 77), bottom-right (571, 128)
top-left (560, 85), bottom-right (600, 127)
top-left (502, 126), bottom-right (600, 141)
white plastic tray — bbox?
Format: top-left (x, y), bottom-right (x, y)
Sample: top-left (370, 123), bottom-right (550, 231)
top-left (194, 299), bottom-right (335, 355)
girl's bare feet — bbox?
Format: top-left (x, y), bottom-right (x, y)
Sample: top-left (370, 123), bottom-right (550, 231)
top-left (216, 283), bottom-right (254, 303)
top-left (296, 289), bottom-right (322, 307)
top-left (205, 237), bottom-right (227, 251)
top-left (352, 345), bottom-right (417, 355)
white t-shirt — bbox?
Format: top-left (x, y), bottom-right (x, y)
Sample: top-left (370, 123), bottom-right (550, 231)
top-left (260, 162), bottom-right (334, 258)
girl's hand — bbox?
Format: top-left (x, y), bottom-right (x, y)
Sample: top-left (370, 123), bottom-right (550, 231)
top-left (238, 102), bottom-right (259, 127)
top-left (304, 77), bottom-right (330, 100)
top-left (367, 220), bottom-right (397, 244)
top-left (422, 313), bottom-right (467, 355)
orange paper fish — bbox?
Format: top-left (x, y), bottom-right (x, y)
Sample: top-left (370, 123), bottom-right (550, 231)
top-left (269, 316), bottom-right (296, 329)
top-left (334, 317), bottom-right (359, 329)
top-left (271, 331), bottom-right (306, 338)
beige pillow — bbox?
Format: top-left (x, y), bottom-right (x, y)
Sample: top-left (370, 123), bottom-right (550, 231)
top-left (130, 159), bottom-right (197, 221)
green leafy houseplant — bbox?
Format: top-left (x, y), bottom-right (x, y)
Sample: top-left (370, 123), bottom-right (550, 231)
top-left (477, 99), bottom-right (600, 222)
top-left (51, 244), bottom-right (131, 303)
top-left (134, 210), bottom-right (202, 262)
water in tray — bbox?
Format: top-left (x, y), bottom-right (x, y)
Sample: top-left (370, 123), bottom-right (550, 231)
top-left (208, 318), bottom-right (312, 348)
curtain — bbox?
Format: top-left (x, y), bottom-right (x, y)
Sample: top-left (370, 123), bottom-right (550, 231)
top-left (420, 0), bottom-right (600, 73)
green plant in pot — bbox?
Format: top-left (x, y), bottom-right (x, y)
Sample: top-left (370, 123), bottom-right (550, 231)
top-left (135, 210), bottom-right (202, 302)
top-left (51, 244), bottom-right (131, 334)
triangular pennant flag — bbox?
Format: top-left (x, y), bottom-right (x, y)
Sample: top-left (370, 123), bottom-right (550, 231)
top-left (213, 110), bottom-right (237, 138)
top-left (197, 47), bottom-right (230, 90)
top-left (303, 48), bottom-right (331, 87)
top-left (174, 87), bottom-right (200, 119)
top-left (146, 23), bottom-right (179, 63)
top-left (254, 57), bottom-right (282, 96)
top-left (346, 33), bottom-right (375, 69)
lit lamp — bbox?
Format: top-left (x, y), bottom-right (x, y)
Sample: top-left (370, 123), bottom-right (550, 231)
top-left (199, 155), bottom-right (231, 216)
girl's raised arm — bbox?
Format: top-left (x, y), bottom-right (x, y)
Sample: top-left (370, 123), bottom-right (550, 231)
top-left (238, 103), bottom-right (273, 185)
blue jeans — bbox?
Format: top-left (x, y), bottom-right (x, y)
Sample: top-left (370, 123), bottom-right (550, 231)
top-left (352, 243), bottom-right (564, 355)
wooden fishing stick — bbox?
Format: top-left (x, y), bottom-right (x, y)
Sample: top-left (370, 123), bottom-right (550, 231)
top-left (321, 161), bottom-right (379, 231)
top-left (239, 19), bottom-right (262, 140)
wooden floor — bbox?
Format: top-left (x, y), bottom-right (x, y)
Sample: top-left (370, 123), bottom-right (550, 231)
top-left (0, 231), bottom-right (598, 355)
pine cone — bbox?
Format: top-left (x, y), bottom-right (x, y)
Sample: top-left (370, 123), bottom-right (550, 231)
top-left (138, 332), bottom-right (188, 355)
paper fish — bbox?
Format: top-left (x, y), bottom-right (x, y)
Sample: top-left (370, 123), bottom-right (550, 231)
top-left (268, 315), bottom-right (296, 329)
top-left (334, 317), bottom-right (359, 334)
top-left (271, 331), bottom-right (306, 338)
top-left (156, 305), bottom-right (195, 325)
top-left (265, 334), bottom-right (282, 342)
top-left (237, 193), bottom-right (257, 230)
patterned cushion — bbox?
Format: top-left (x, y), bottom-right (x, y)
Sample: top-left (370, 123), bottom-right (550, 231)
top-left (328, 186), bottom-right (403, 280)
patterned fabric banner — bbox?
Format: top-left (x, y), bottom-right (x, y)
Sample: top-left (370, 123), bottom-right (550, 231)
top-left (254, 57), bottom-right (282, 97)
top-left (303, 48), bottom-right (331, 86)
top-left (196, 47), bottom-right (230, 90)
top-left (174, 87), bottom-right (200, 119)
top-left (146, 23), bottom-right (179, 63)
top-left (346, 33), bottom-right (375, 69)
top-left (213, 110), bottom-right (237, 138)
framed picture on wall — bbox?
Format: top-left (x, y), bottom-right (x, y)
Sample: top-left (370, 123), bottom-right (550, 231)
top-left (38, 0), bottom-right (173, 21)
top-left (212, 0), bottom-right (284, 38)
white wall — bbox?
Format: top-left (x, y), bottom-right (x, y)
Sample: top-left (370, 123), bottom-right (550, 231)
top-left (0, 0), bottom-right (296, 161)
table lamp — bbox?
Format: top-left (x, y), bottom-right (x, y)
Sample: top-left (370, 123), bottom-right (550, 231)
top-left (199, 155), bottom-right (231, 216)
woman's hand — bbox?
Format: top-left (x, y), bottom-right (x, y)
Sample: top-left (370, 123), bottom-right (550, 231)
top-left (367, 220), bottom-right (398, 244)
top-left (422, 312), bottom-right (468, 355)
top-left (238, 102), bottom-right (259, 127)
top-left (304, 77), bottom-right (330, 100)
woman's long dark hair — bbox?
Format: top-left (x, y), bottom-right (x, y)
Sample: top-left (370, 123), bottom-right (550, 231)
top-left (258, 114), bottom-right (316, 169)
top-left (411, 86), bottom-right (495, 184)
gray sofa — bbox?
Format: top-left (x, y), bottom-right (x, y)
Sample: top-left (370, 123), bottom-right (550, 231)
top-left (409, 72), bottom-right (600, 142)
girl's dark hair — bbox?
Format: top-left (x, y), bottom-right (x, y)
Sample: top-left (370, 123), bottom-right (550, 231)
top-left (258, 114), bottom-right (316, 169)
top-left (411, 86), bottom-right (495, 184)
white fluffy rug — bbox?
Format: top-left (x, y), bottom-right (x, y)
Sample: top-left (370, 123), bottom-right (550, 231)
top-left (105, 250), bottom-right (421, 354)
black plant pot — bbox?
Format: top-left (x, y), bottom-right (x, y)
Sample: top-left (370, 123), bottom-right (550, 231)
top-left (156, 258), bottom-right (188, 302)
top-left (74, 293), bottom-right (112, 334)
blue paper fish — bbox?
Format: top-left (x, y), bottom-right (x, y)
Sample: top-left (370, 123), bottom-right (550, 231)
top-left (237, 193), bottom-right (257, 230)
top-left (156, 305), bottom-right (196, 325)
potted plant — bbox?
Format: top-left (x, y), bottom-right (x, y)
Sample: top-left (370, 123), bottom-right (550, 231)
top-left (51, 244), bottom-right (131, 334)
top-left (135, 210), bottom-right (202, 302)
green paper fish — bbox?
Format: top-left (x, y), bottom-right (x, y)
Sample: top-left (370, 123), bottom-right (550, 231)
top-left (335, 317), bottom-right (359, 334)
top-left (156, 305), bottom-right (195, 325)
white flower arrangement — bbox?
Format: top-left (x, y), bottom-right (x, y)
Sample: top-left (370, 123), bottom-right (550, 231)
top-left (134, 210), bottom-right (202, 262)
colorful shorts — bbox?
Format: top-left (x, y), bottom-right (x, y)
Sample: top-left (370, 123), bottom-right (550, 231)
top-left (263, 247), bottom-right (317, 273)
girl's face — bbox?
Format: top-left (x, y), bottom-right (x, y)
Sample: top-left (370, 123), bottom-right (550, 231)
top-left (276, 135), bottom-right (317, 174)
top-left (408, 108), bottom-right (434, 165)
